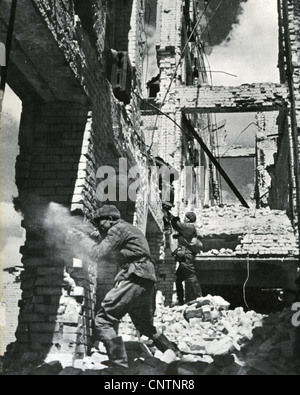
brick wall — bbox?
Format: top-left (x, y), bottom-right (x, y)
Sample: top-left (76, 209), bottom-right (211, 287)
top-left (166, 84), bottom-right (290, 113)
top-left (14, 100), bottom-right (97, 366)
top-left (16, 101), bottom-right (89, 205)
top-left (0, 0), bottom-right (168, 368)
top-left (157, 0), bottom-right (182, 50)
top-left (146, 213), bottom-right (175, 306)
top-left (156, 0), bottom-right (183, 100)
top-left (278, 0), bottom-right (300, 235)
top-left (155, 258), bottom-right (177, 307)
top-left (256, 112), bottom-right (278, 208)
top-left (113, 0), bottom-right (134, 52)
top-left (0, 269), bottom-right (23, 356)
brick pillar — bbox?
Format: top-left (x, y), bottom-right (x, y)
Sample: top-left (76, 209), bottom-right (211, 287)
top-left (0, 268), bottom-right (23, 356)
top-left (279, 0), bottom-right (300, 242)
top-left (145, 212), bottom-right (175, 305)
top-left (256, 113), bottom-right (269, 208)
top-left (4, 100), bottom-right (100, 369)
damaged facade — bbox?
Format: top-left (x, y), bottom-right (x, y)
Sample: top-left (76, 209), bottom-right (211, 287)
top-left (0, 0), bottom-right (300, 371)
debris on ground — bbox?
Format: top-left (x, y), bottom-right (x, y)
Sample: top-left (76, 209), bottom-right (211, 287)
top-left (120, 293), bottom-right (266, 363)
top-left (1, 293), bottom-right (299, 375)
top-left (119, 292), bottom-right (300, 375)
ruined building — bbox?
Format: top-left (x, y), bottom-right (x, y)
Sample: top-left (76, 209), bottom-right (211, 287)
top-left (0, 0), bottom-right (300, 369)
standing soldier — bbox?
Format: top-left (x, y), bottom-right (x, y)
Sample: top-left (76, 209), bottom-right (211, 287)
top-left (77, 205), bottom-right (181, 368)
top-left (171, 212), bottom-right (203, 305)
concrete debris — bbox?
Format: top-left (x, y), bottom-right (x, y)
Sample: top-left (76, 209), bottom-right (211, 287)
top-left (118, 294), bottom-right (264, 358)
top-left (201, 248), bottom-right (234, 256)
top-left (192, 205), bottom-right (298, 257)
top-left (118, 292), bottom-right (300, 375)
top-left (160, 349), bottom-right (178, 364)
top-left (237, 307), bottom-right (300, 375)
top-left (155, 295), bottom-right (265, 358)
top-left (2, 292), bottom-right (299, 375)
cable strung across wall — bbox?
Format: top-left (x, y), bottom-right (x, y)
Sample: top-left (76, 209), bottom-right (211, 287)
top-left (135, 91), bottom-right (250, 209)
top-left (148, 0), bottom-right (213, 150)
top-left (158, 0), bottom-right (224, 112)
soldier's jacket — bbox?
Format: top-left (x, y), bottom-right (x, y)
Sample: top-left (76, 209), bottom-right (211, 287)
top-left (171, 217), bottom-right (203, 257)
top-left (91, 219), bottom-right (157, 283)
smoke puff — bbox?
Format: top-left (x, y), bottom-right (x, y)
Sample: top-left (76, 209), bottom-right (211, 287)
top-left (42, 202), bottom-right (96, 264)
top-left (197, 0), bottom-right (249, 48)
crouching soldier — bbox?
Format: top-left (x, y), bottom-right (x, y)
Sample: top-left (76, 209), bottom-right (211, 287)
top-left (79, 205), bottom-right (181, 368)
top-left (171, 212), bottom-right (203, 305)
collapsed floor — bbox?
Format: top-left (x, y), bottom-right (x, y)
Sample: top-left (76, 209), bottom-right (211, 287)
top-left (1, 293), bottom-right (299, 375)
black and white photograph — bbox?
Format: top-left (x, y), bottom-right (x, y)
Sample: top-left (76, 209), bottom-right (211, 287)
top-left (0, 0), bottom-right (300, 379)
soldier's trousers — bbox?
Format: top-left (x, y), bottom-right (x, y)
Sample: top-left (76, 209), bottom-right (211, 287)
top-left (94, 274), bottom-right (157, 343)
top-left (176, 259), bottom-right (202, 304)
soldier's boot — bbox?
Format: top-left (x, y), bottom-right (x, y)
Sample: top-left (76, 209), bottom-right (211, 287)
top-left (152, 333), bottom-right (182, 358)
top-left (103, 336), bottom-right (129, 368)
top-left (186, 277), bottom-right (202, 300)
top-left (176, 279), bottom-right (185, 305)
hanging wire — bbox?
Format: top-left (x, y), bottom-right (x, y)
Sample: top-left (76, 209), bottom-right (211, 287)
top-left (197, 70), bottom-right (237, 77)
top-left (148, 0), bottom-right (213, 151)
top-left (158, 0), bottom-right (213, 106)
top-left (243, 254), bottom-right (251, 311)
top-left (220, 122), bottom-right (264, 158)
top-left (206, 24), bottom-right (223, 204)
top-left (194, 16), bottom-right (225, 205)
top-left (133, 90), bottom-right (191, 139)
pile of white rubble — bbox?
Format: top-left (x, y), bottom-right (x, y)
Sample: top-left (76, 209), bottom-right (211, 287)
top-left (120, 293), bottom-right (267, 364)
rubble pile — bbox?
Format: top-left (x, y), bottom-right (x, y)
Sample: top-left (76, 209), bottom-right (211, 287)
top-left (2, 293), bottom-right (299, 375)
top-left (201, 248), bottom-right (234, 257)
top-left (119, 294), bottom-right (265, 362)
top-left (154, 295), bottom-right (265, 361)
top-left (119, 293), bottom-right (300, 375)
top-left (236, 307), bottom-right (300, 375)
top-left (198, 206), bottom-right (294, 236)
top-left (194, 206), bottom-right (298, 257)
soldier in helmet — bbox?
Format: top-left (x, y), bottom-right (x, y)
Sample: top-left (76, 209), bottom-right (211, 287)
top-left (76, 204), bottom-right (181, 368)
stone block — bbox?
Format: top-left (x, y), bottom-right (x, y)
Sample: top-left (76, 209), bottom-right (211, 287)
top-left (58, 314), bottom-right (80, 324)
top-left (73, 258), bottom-right (83, 268)
top-left (31, 323), bottom-right (61, 333)
top-left (36, 287), bottom-right (63, 296)
top-left (71, 287), bottom-right (85, 297)
top-left (19, 314), bottom-right (43, 323)
top-left (160, 349), bottom-right (177, 364)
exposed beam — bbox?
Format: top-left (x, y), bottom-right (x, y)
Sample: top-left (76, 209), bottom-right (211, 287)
top-left (182, 106), bottom-right (283, 114)
top-left (217, 148), bottom-right (256, 158)
top-left (182, 115), bottom-right (250, 209)
top-left (167, 84), bottom-right (290, 114)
